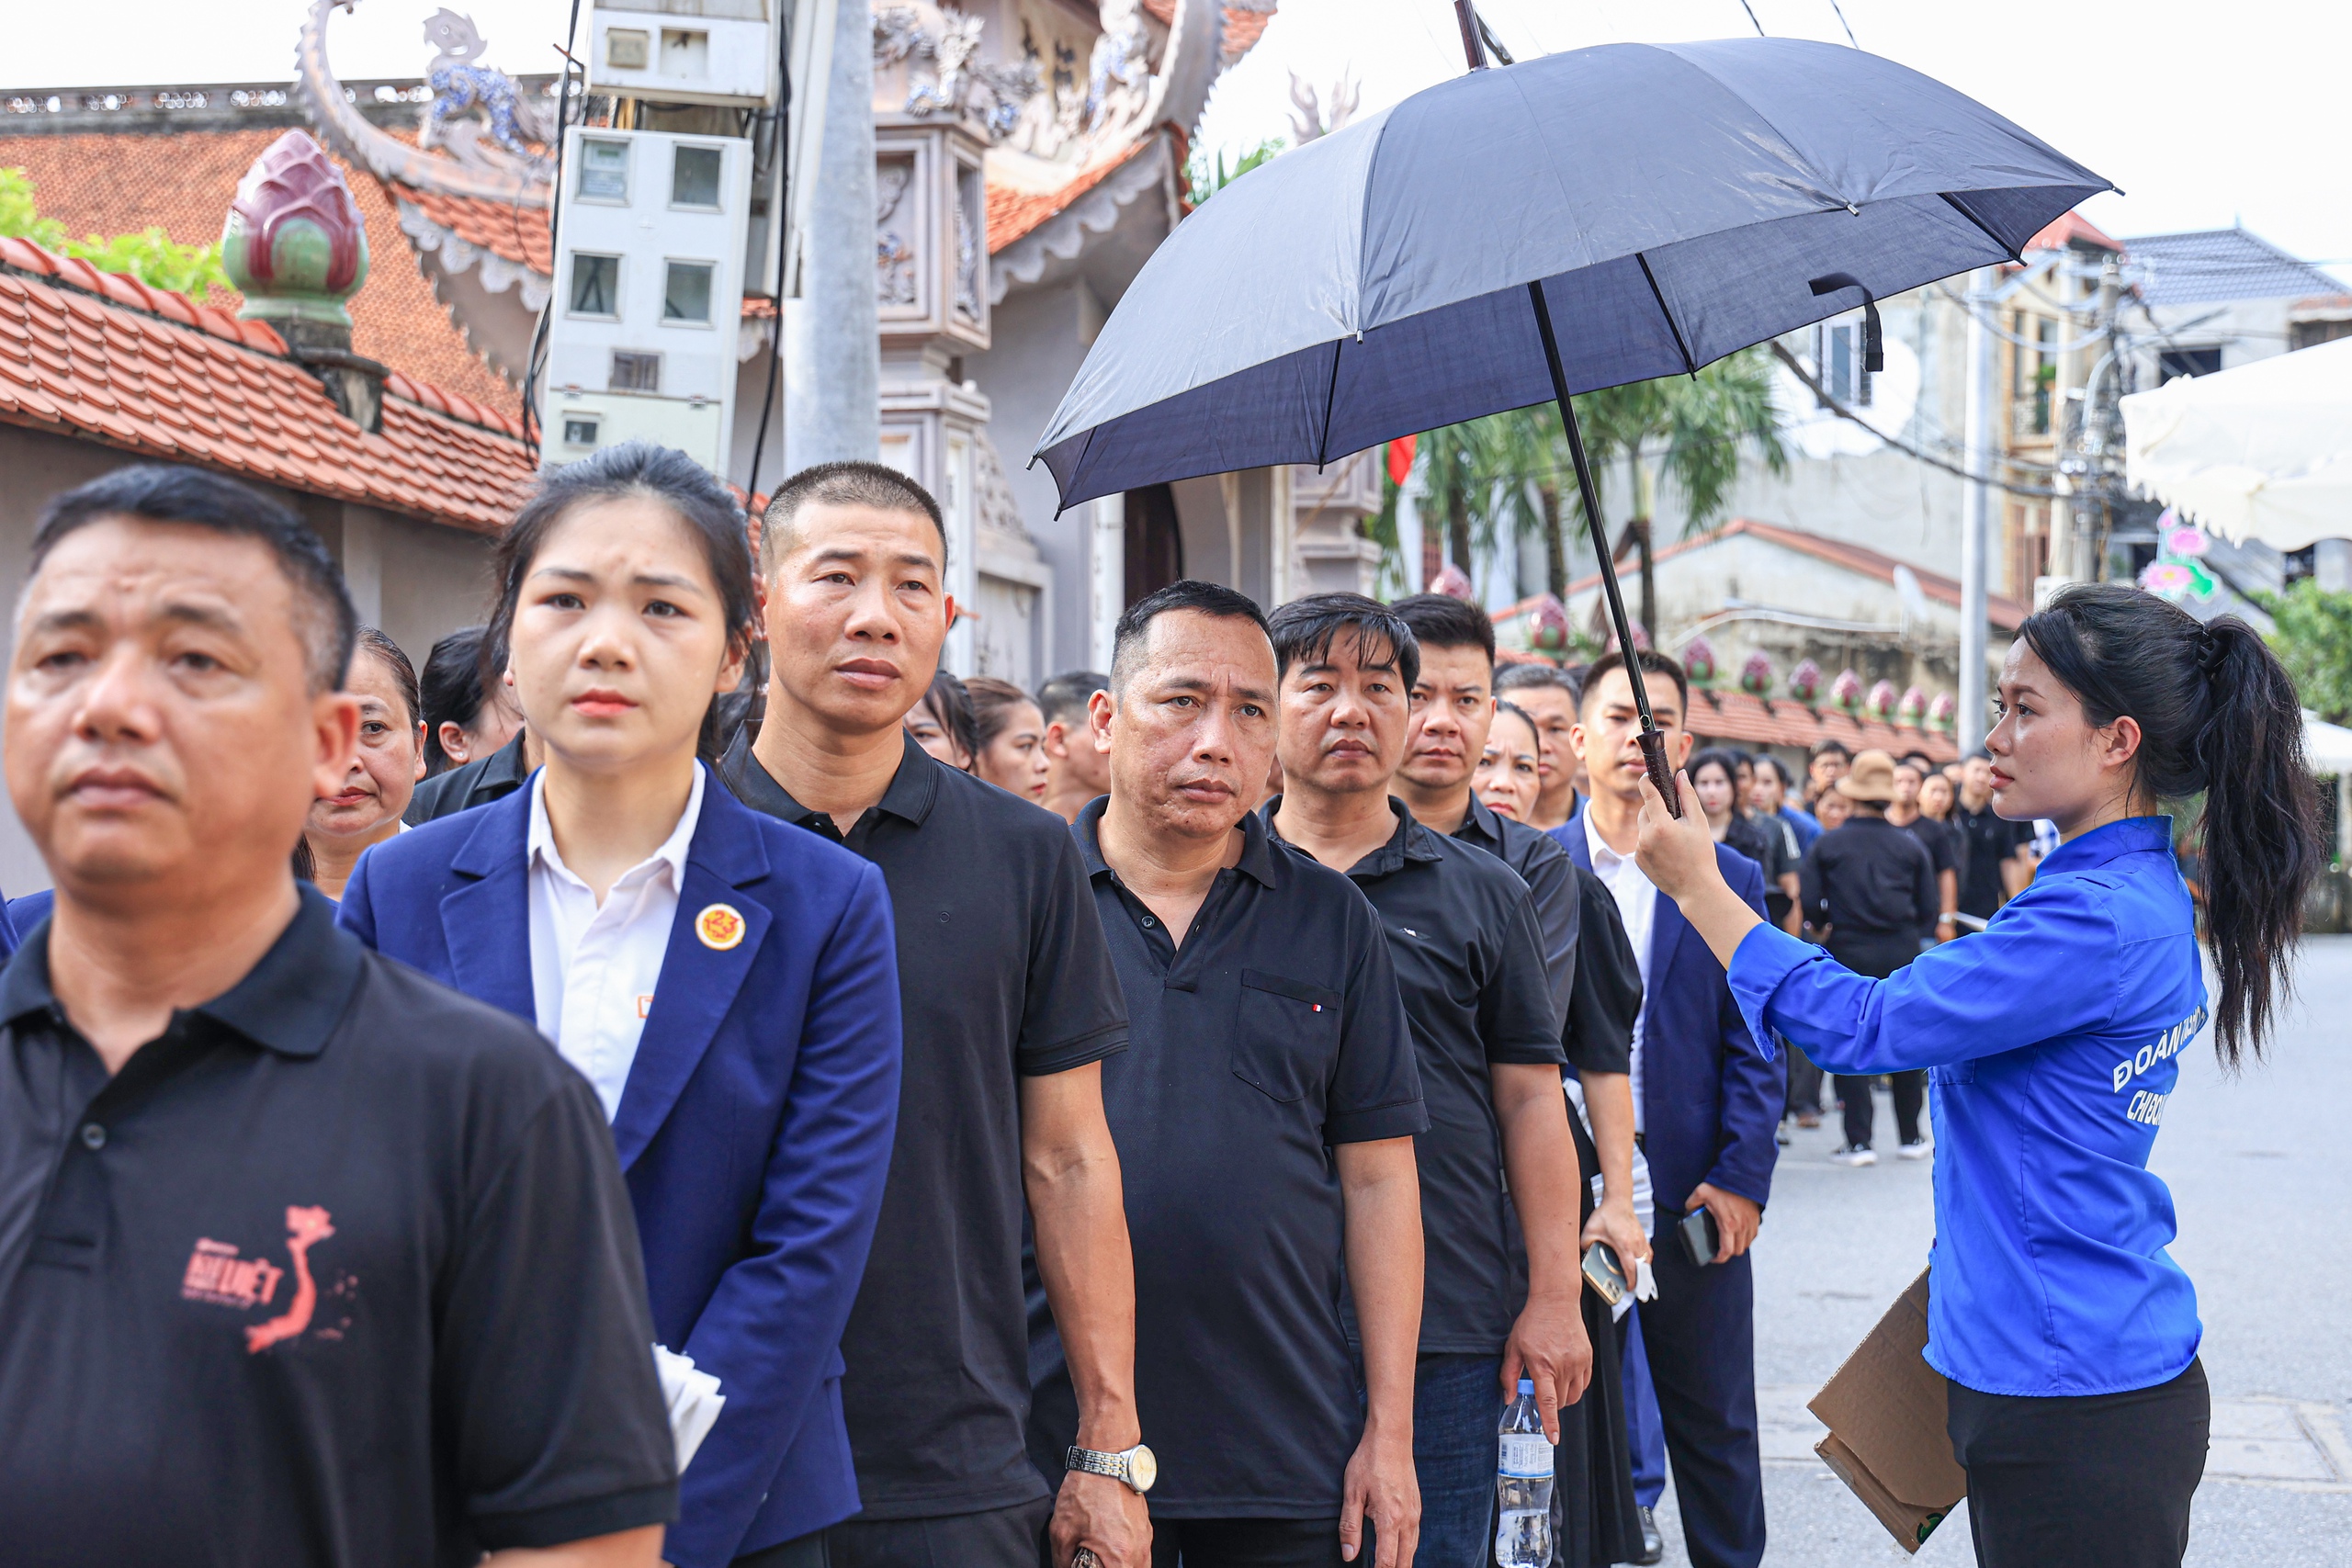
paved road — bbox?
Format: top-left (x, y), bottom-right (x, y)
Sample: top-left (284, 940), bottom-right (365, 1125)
top-left (1634, 935), bottom-right (2352, 1567)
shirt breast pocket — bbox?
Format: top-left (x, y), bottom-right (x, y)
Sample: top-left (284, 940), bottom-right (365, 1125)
top-left (1232, 969), bottom-right (1342, 1105)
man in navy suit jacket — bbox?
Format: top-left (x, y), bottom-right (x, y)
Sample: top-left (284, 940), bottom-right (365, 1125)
top-left (1555, 651), bottom-right (1781, 1568)
top-left (340, 767), bottom-right (902, 1568)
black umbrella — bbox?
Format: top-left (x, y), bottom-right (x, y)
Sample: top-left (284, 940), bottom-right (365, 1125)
top-left (1032, 12), bottom-right (2110, 806)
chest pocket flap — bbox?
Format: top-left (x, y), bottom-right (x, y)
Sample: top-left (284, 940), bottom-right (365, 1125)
top-left (1233, 969), bottom-right (1343, 1104)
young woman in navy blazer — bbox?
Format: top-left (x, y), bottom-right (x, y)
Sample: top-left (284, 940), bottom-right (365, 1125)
top-left (340, 443), bottom-right (903, 1568)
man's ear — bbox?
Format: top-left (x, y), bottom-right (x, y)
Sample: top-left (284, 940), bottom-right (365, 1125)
top-left (1087, 687), bottom-right (1115, 756)
top-left (1670, 727), bottom-right (1694, 768)
top-left (311, 690), bottom-right (362, 803)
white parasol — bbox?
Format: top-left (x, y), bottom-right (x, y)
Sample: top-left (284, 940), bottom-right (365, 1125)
top-left (2121, 336), bottom-right (2352, 550)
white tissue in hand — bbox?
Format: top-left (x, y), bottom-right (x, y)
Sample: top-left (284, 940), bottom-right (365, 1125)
top-left (652, 1344), bottom-right (727, 1472)
top-left (1611, 1255), bottom-right (1660, 1322)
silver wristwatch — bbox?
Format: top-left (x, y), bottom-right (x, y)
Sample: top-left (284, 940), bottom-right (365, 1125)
top-left (1065, 1441), bottom-right (1158, 1495)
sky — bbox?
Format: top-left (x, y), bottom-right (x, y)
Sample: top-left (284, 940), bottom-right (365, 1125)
top-left (9, 0), bottom-right (2348, 275)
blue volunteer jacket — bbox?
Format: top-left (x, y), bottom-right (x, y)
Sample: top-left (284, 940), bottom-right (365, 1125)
top-left (1555, 817), bottom-right (1782, 1214)
top-left (338, 772), bottom-right (903, 1566)
top-left (1727, 815), bottom-right (2205, 1396)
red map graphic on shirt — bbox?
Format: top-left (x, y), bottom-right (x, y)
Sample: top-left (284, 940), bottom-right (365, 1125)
top-left (244, 1206), bottom-right (335, 1354)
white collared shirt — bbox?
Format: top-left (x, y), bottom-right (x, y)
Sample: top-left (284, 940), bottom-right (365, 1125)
top-left (1584, 807), bottom-right (1657, 1134)
top-left (527, 763), bottom-right (707, 1121)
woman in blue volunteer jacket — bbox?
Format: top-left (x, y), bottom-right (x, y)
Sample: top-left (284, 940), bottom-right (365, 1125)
top-left (1628, 583), bottom-right (2320, 1568)
top-left (340, 443), bottom-right (903, 1568)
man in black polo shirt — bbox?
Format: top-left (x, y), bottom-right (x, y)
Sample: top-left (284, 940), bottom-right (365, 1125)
top-left (1045, 580), bottom-right (1426, 1568)
top-left (717, 462), bottom-right (1146, 1568)
top-left (1262, 592), bottom-right (1589, 1568)
top-left (1953, 750), bottom-right (2037, 921)
top-left (0, 465), bottom-right (675, 1568)
top-left (1385, 595), bottom-right (1653, 1312)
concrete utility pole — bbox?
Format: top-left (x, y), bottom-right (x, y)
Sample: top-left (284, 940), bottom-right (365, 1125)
top-left (1959, 265), bottom-right (1997, 753)
top-left (785, 0), bottom-right (879, 468)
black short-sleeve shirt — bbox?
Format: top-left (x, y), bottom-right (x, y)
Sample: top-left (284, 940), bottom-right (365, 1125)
top-left (1903, 814), bottom-right (1960, 882)
top-left (1035, 802), bottom-right (1425, 1518)
top-left (1564, 866), bottom-right (1640, 1079)
top-left (1451, 795), bottom-right (1580, 1024)
top-left (0, 891), bottom-right (676, 1568)
top-left (1952, 803), bottom-right (2034, 918)
top-left (718, 730), bottom-right (1128, 1517)
top-left (1271, 798), bottom-right (1563, 1356)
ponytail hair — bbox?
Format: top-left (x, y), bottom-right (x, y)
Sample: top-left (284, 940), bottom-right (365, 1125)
top-left (2019, 583), bottom-right (2321, 1066)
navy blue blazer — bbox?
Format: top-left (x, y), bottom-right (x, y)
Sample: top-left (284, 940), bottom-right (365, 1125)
top-left (1554, 814), bottom-right (1782, 1215)
top-left (338, 773), bottom-right (903, 1567)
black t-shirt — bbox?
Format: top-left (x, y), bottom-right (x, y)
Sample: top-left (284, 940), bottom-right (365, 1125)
top-left (718, 731), bottom-right (1128, 1517)
top-left (1037, 803), bottom-right (1423, 1517)
top-left (1799, 816), bottom-right (1939, 942)
top-left (1902, 814), bottom-right (1959, 883)
top-left (1272, 799), bottom-right (1562, 1356)
top-left (1565, 866), bottom-right (1639, 1078)
top-left (1451, 795), bottom-right (1580, 1023)
top-left (1953, 802), bottom-right (2036, 918)
top-left (0, 891), bottom-right (675, 1568)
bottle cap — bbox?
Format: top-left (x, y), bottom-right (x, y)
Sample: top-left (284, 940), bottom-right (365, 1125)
top-left (1518, 1378), bottom-right (1534, 1395)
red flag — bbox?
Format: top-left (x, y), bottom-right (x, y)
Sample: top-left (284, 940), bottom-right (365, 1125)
top-left (1386, 434), bottom-right (1418, 487)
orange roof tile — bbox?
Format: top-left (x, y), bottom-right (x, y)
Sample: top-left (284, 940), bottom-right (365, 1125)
top-left (386, 181), bottom-right (554, 274)
top-left (0, 127), bottom-right (514, 408)
top-left (1220, 6), bottom-right (1276, 57)
top-left (2023, 209), bottom-right (2122, 256)
top-left (0, 240), bottom-right (531, 534)
top-left (988, 138), bottom-right (1157, 253)
top-left (1684, 688), bottom-right (1958, 762)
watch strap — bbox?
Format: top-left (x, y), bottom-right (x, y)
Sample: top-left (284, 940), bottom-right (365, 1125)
top-left (1065, 1445), bottom-right (1127, 1482)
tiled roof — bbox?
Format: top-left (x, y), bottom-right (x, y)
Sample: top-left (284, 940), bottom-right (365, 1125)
top-left (988, 138), bottom-right (1156, 253)
top-left (1220, 4), bottom-right (1278, 59)
top-left (1686, 686), bottom-right (1958, 763)
top-left (0, 236), bottom-right (531, 534)
top-left (1564, 517), bottom-right (2029, 632)
top-left (2022, 209), bottom-right (2120, 255)
top-left (389, 180), bottom-right (553, 273)
top-left (2123, 227), bottom-right (2350, 308)
top-left (0, 127), bottom-right (514, 407)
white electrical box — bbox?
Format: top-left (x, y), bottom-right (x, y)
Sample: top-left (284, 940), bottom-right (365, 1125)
top-left (589, 0), bottom-right (777, 108)
top-left (541, 126), bottom-right (752, 476)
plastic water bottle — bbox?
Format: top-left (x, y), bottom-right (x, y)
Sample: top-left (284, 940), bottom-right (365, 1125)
top-left (1495, 1377), bottom-right (1554, 1567)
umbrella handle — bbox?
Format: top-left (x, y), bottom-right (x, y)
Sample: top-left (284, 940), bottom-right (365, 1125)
top-left (1526, 278), bottom-right (1684, 818)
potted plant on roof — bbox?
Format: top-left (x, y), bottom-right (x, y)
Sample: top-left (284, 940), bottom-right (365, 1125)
top-left (1788, 658), bottom-right (1822, 705)
top-left (1897, 685), bottom-right (1928, 728)
top-left (1527, 593), bottom-right (1571, 658)
top-left (1866, 679), bottom-right (1898, 724)
top-left (1684, 635), bottom-right (1717, 685)
top-left (1738, 649), bottom-right (1774, 698)
top-left (1928, 690), bottom-right (1957, 736)
top-left (1831, 668), bottom-right (1864, 716)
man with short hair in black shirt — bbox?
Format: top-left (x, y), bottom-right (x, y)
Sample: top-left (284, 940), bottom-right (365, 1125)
top-left (1037, 669), bottom-right (1113, 823)
top-left (1493, 663), bottom-right (1585, 829)
top-left (1888, 756), bottom-right (1960, 942)
top-left (1049, 581), bottom-right (1427, 1568)
top-left (0, 464), bottom-right (675, 1568)
top-left (1263, 592), bottom-right (1591, 1568)
top-left (718, 462), bottom-right (1146, 1568)
top-left (1953, 750), bottom-right (2038, 920)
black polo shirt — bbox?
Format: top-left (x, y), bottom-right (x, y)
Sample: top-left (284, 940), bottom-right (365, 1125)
top-left (1269, 798), bottom-right (1561, 1357)
top-left (1902, 813), bottom-right (1960, 887)
top-left (0, 890), bottom-right (675, 1568)
top-left (1953, 801), bottom-right (2035, 918)
top-left (718, 729), bottom-right (1128, 1518)
top-left (1564, 869), bottom-right (1639, 1078)
top-left (1038, 801), bottom-right (1423, 1518)
top-left (404, 727), bottom-right (529, 824)
top-left (1451, 795), bottom-right (1580, 1024)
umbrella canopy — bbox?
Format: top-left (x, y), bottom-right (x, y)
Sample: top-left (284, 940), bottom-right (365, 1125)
top-left (1034, 36), bottom-right (2109, 505)
top-left (2121, 336), bottom-right (2352, 552)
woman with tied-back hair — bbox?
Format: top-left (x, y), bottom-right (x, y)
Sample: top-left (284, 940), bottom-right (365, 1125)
top-left (1633, 583), bottom-right (2322, 1568)
top-left (338, 441), bottom-right (906, 1567)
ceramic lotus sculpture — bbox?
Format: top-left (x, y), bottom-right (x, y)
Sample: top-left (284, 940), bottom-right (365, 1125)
top-left (1788, 658), bottom-right (1822, 705)
top-left (1738, 650), bottom-right (1774, 696)
top-left (1430, 563), bottom-right (1475, 601)
top-left (1527, 594), bottom-right (1570, 655)
top-left (1831, 668), bottom-right (1864, 714)
top-left (1684, 636), bottom-right (1717, 685)
top-left (221, 130), bottom-right (369, 330)
top-left (1897, 685), bottom-right (1928, 727)
top-left (1866, 679), bottom-right (1899, 722)
top-left (1928, 691), bottom-right (1958, 734)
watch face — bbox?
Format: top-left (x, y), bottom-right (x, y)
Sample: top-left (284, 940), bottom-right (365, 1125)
top-left (1126, 1444), bottom-right (1158, 1493)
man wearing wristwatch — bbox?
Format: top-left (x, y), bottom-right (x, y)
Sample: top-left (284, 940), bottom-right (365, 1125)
top-left (1034, 584), bottom-right (1429, 1568)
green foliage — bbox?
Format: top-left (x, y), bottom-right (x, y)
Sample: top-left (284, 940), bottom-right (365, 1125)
top-left (1184, 139), bottom-right (1285, 207)
top-left (1577, 345), bottom-right (1789, 533)
top-left (2254, 580), bottom-right (2352, 727)
top-left (0, 167), bottom-right (229, 302)
top-left (0, 168), bottom-right (66, 250)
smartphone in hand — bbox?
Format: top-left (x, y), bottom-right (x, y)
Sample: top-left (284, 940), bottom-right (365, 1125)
top-left (1581, 1241), bottom-right (1628, 1305)
top-left (1677, 1207), bottom-right (1721, 1268)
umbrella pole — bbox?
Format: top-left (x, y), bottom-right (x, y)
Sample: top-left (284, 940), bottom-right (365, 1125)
top-left (1527, 278), bottom-right (1682, 816)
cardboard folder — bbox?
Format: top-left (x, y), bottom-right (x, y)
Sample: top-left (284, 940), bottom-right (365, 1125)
top-left (1807, 1269), bottom-right (1968, 1552)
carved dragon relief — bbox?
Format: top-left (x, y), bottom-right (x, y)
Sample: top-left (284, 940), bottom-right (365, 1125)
top-left (296, 0), bottom-right (550, 208)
